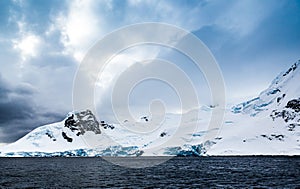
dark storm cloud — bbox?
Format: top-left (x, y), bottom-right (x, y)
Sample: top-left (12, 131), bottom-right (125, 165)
top-left (0, 75), bottom-right (34, 122)
top-left (0, 74), bottom-right (65, 143)
top-left (0, 99), bottom-right (34, 123)
top-left (0, 111), bottom-right (64, 143)
top-left (14, 83), bottom-right (37, 96)
top-left (0, 79), bottom-right (10, 99)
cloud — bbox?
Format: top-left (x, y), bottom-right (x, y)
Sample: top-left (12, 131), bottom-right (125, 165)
top-left (8, 4), bottom-right (44, 66)
top-left (0, 75), bottom-right (35, 141)
top-left (50, 0), bottom-right (104, 62)
top-left (47, 0), bottom-right (212, 62)
top-left (13, 33), bottom-right (42, 62)
top-left (0, 74), bottom-right (65, 143)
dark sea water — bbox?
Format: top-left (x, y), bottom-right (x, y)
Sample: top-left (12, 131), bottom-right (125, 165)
top-left (0, 156), bottom-right (299, 188)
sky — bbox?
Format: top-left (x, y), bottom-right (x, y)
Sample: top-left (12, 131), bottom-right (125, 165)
top-left (0, 0), bottom-right (300, 144)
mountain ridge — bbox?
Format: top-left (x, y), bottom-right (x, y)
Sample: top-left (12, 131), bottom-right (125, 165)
top-left (1, 60), bottom-right (300, 157)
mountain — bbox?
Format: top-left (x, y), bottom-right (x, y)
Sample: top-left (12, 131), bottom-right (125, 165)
top-left (0, 60), bottom-right (299, 157)
top-left (0, 108), bottom-right (214, 157)
top-left (0, 109), bottom-right (145, 157)
top-left (208, 60), bottom-right (300, 155)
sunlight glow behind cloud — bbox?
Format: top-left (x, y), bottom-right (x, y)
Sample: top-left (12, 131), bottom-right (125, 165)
top-left (52, 0), bottom-right (103, 62)
top-left (13, 34), bottom-right (41, 62)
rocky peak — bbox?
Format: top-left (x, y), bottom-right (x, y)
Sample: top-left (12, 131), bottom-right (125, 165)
top-left (64, 109), bottom-right (101, 136)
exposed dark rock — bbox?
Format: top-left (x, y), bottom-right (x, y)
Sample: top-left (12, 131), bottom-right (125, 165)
top-left (271, 109), bottom-right (298, 122)
top-left (64, 114), bottom-right (79, 133)
top-left (46, 132), bottom-right (52, 138)
top-left (286, 98), bottom-right (300, 112)
top-left (277, 97), bottom-right (281, 103)
top-left (100, 120), bottom-right (114, 129)
top-left (45, 132), bottom-right (56, 141)
top-left (277, 94), bottom-right (286, 104)
top-left (209, 104), bottom-right (219, 108)
top-left (72, 110), bottom-right (101, 135)
top-left (65, 114), bottom-right (76, 127)
top-left (160, 132), bottom-right (167, 137)
top-left (141, 116), bottom-right (149, 122)
top-left (283, 62), bottom-right (298, 76)
top-left (288, 123), bottom-right (300, 131)
top-left (62, 132), bottom-right (73, 143)
top-left (261, 134), bottom-right (284, 141)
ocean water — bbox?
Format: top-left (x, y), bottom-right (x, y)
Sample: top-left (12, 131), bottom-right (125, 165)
top-left (0, 157), bottom-right (299, 188)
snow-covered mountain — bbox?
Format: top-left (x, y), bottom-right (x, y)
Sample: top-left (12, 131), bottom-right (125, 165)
top-left (0, 108), bottom-right (214, 157)
top-left (0, 60), bottom-right (299, 157)
top-left (208, 60), bottom-right (300, 155)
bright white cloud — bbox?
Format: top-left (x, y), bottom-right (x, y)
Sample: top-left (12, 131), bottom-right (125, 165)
top-left (52, 0), bottom-right (103, 62)
top-left (48, 0), bottom-right (208, 62)
top-left (13, 34), bottom-right (41, 62)
top-left (12, 20), bottom-right (42, 65)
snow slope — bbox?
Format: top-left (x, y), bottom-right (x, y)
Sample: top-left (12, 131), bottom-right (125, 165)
top-left (0, 60), bottom-right (300, 157)
top-left (208, 60), bottom-right (300, 155)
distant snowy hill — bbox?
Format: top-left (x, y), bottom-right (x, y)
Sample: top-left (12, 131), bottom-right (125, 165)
top-left (0, 60), bottom-right (299, 157)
